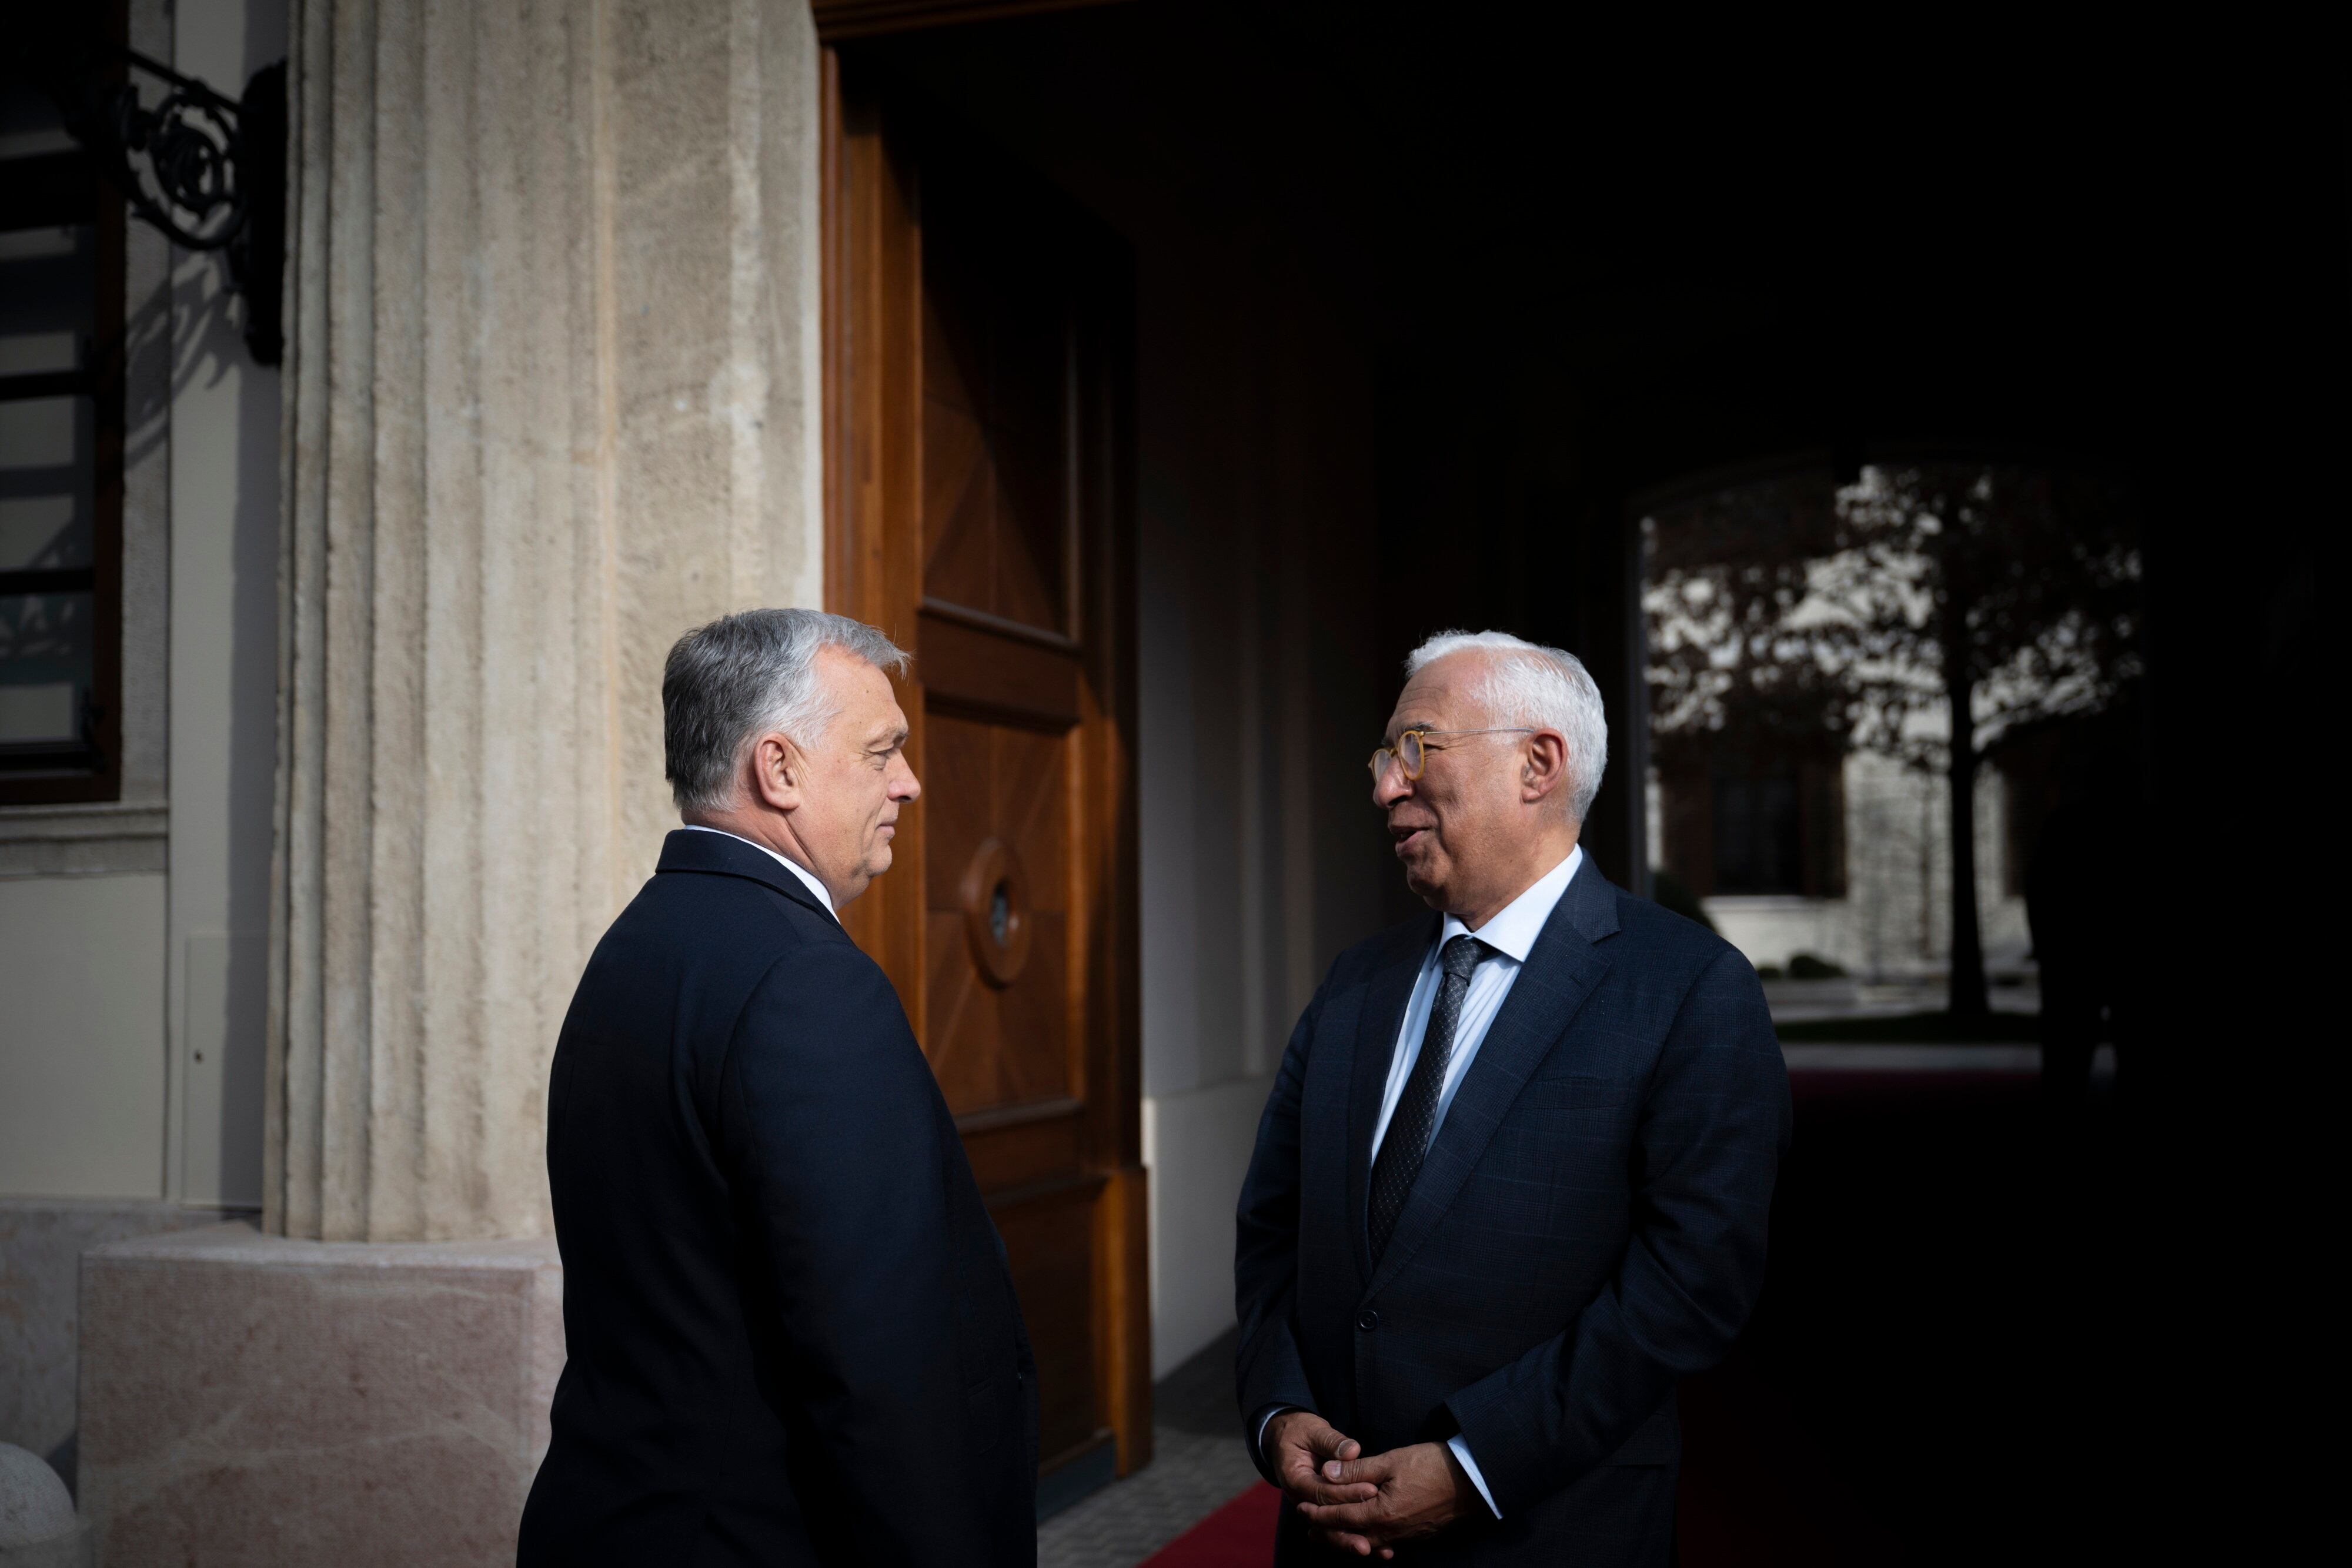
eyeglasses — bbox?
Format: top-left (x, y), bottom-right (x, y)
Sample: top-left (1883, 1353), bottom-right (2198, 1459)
top-left (1368, 727), bottom-right (1538, 783)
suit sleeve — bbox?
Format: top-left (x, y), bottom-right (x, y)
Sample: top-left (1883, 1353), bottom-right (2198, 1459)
top-left (1446, 947), bottom-right (1791, 1514)
top-left (1234, 977), bottom-right (1329, 1484)
top-left (717, 940), bottom-right (1017, 1566)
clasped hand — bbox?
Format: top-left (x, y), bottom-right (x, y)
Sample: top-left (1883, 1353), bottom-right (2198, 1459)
top-left (1264, 1410), bottom-right (1476, 1558)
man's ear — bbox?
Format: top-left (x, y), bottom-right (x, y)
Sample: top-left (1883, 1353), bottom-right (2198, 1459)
top-left (746, 732), bottom-right (802, 813)
top-left (1522, 731), bottom-right (1570, 804)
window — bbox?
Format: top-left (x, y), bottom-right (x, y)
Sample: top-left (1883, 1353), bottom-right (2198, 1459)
top-left (0, 60), bottom-right (123, 805)
top-left (1712, 770), bottom-right (1799, 894)
top-left (1656, 748), bottom-right (1846, 900)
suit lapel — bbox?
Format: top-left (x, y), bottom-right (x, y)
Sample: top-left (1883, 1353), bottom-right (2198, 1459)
top-left (1347, 915), bottom-right (1436, 1284)
top-left (1365, 864), bottom-right (1622, 1296)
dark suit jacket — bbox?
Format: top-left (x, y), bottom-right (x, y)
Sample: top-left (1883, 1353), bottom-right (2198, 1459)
top-left (519, 830), bottom-right (1037, 1567)
top-left (1235, 861), bottom-right (1789, 1565)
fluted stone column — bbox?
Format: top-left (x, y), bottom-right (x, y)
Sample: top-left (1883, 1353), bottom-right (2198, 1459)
top-left (79, 1), bottom-right (824, 1560)
top-left (267, 0), bottom-right (824, 1244)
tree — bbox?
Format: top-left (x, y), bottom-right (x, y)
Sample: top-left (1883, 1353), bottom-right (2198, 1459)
top-left (1646, 463), bottom-right (2141, 1017)
top-left (1823, 464), bottom-right (2140, 1015)
top-left (1645, 474), bottom-right (1846, 754)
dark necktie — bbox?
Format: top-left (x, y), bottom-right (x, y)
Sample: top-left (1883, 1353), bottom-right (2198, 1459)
top-left (1368, 934), bottom-right (1488, 1263)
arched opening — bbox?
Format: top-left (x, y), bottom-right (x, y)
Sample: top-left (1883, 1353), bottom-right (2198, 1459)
top-left (1637, 452), bottom-right (2154, 1560)
top-left (1640, 456), bottom-right (2143, 1028)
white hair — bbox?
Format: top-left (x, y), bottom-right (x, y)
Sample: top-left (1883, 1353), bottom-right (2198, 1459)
top-left (1405, 629), bottom-right (1610, 823)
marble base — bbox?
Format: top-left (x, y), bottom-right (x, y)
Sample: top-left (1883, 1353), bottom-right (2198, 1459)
top-left (76, 1223), bottom-right (561, 1567)
top-left (0, 1201), bottom-right (248, 1492)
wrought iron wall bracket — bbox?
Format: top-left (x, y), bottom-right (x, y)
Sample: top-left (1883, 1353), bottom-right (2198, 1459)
top-left (56, 44), bottom-right (286, 365)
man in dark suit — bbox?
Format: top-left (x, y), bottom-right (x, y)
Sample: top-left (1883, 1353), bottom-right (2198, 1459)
top-left (519, 609), bottom-right (1036, 1567)
top-left (1236, 630), bottom-right (1789, 1565)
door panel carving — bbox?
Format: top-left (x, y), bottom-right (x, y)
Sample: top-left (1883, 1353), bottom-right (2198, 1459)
top-left (923, 709), bottom-right (1071, 1114)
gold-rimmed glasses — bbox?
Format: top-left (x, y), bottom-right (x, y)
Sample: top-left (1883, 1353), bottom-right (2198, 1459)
top-left (1368, 727), bottom-right (1538, 783)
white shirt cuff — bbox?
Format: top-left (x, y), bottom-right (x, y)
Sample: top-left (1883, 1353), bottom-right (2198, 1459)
top-left (1448, 1435), bottom-right (1501, 1519)
top-left (1255, 1405), bottom-right (1298, 1466)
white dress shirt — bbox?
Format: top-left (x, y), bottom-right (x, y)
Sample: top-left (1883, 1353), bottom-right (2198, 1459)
top-left (1369, 844), bottom-right (1582, 1169)
top-left (1264, 844), bottom-right (1584, 1520)
top-left (681, 825), bottom-right (836, 922)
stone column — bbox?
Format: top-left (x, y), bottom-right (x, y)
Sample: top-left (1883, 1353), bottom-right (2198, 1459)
top-left (267, 0), bottom-right (824, 1244)
top-left (80, 1), bottom-right (824, 1560)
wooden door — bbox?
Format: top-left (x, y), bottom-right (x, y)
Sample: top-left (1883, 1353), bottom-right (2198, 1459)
top-left (823, 60), bottom-right (1150, 1489)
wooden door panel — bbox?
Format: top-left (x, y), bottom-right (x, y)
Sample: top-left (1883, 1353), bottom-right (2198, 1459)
top-left (992, 912), bottom-right (1068, 1100)
top-left (921, 399), bottom-right (994, 606)
top-left (920, 902), bottom-right (1074, 1111)
top-left (921, 259), bottom-right (987, 416)
top-left (994, 724), bottom-right (1071, 903)
top-left (917, 709), bottom-right (1001, 908)
top-left (960, 1114), bottom-right (1083, 1191)
top-left (994, 1179), bottom-right (1107, 1467)
top-left (989, 270), bottom-right (1067, 440)
top-left (920, 711), bottom-right (1072, 1115)
top-left (827, 61), bottom-right (1147, 1482)
top-left (917, 141), bottom-right (1071, 637)
top-left (918, 614), bottom-right (1080, 723)
top-left (917, 711), bottom-right (1071, 907)
top-left (991, 420), bottom-right (1066, 632)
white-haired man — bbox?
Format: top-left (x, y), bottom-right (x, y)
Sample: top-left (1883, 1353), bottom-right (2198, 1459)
top-left (521, 609), bottom-right (1036, 1567)
top-left (1235, 630), bottom-right (1789, 1565)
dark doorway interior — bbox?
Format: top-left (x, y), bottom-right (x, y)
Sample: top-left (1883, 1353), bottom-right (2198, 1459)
top-left (1678, 1066), bottom-right (2126, 1566)
top-left (831, 3), bottom-right (2338, 1553)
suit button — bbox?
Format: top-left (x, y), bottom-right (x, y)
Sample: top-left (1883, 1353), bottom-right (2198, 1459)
top-left (1357, 1310), bottom-right (1379, 1332)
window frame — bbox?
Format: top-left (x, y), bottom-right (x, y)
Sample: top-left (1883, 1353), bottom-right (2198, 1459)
top-left (0, 43), bottom-right (127, 807)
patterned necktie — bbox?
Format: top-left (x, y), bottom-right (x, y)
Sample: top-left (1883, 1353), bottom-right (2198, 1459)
top-left (1368, 934), bottom-right (1489, 1263)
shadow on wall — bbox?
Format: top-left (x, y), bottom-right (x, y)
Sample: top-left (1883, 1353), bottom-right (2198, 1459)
top-left (164, 240), bottom-right (280, 1211)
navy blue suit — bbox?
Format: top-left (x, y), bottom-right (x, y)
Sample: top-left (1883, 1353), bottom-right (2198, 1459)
top-left (1235, 862), bottom-right (1788, 1564)
top-left (519, 830), bottom-right (1037, 1567)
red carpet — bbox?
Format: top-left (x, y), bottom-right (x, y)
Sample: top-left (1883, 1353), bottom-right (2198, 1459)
top-left (1139, 1483), bottom-right (1281, 1567)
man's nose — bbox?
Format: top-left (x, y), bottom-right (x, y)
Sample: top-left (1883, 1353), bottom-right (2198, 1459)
top-left (894, 762), bottom-right (921, 802)
top-left (1371, 763), bottom-right (1409, 808)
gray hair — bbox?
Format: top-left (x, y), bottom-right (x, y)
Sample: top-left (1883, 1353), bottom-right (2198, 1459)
top-left (1405, 629), bottom-right (1610, 823)
top-left (664, 609), bottom-right (910, 813)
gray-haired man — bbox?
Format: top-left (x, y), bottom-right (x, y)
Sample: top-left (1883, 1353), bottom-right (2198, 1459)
top-left (520, 609), bottom-right (1037, 1567)
top-left (1235, 630), bottom-right (1789, 1565)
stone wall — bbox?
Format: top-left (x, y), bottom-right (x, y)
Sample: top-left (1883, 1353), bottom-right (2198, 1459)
top-left (0, 1203), bottom-right (243, 1493)
top-left (77, 1225), bottom-right (560, 1566)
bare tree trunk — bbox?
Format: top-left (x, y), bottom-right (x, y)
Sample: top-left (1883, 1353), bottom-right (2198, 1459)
top-left (1919, 780), bottom-right (1935, 959)
top-left (1944, 668), bottom-right (1989, 1021)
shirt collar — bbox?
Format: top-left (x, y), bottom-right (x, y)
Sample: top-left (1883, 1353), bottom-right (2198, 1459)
top-left (680, 824), bottom-right (837, 920)
top-left (1440, 843), bottom-right (1582, 963)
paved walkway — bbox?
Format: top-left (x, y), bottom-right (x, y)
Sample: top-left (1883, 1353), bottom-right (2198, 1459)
top-left (1038, 1424), bottom-right (1260, 1568)
top-left (1762, 976), bottom-right (2043, 1024)
top-left (1040, 1332), bottom-right (1261, 1568)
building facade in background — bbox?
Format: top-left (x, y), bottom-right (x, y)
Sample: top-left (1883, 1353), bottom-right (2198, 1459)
top-left (1654, 750), bottom-right (2032, 983)
top-left (1642, 463), bottom-right (2141, 992)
